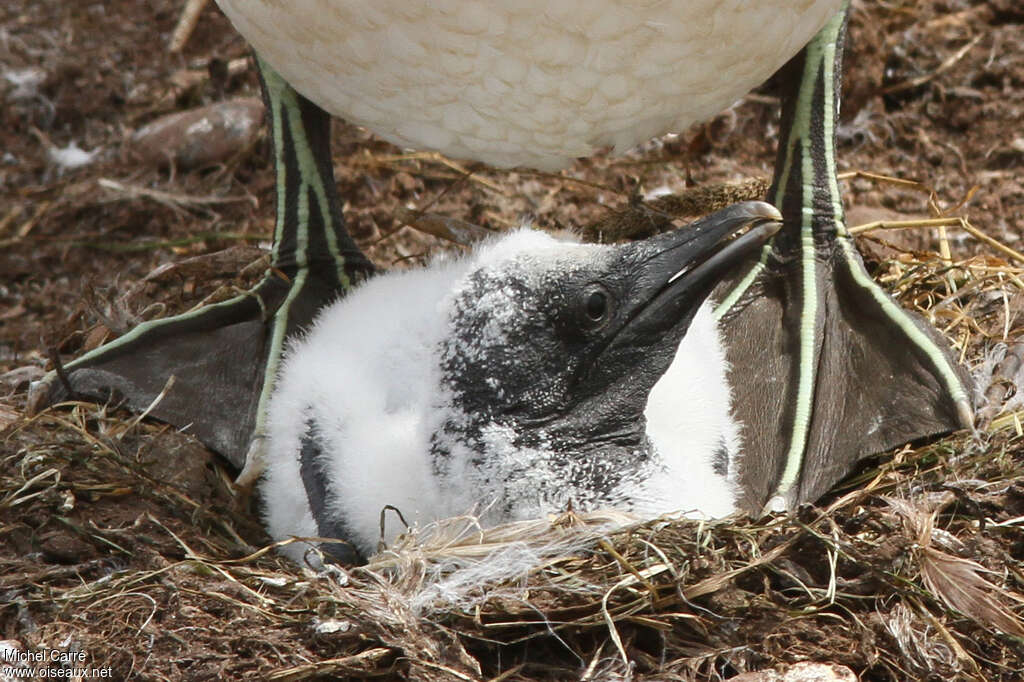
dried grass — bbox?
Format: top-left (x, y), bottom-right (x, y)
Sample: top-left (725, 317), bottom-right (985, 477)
top-left (3, 306), bottom-right (1023, 681)
top-left (5, 182), bottom-right (1024, 678)
top-left (4, 182), bottom-right (1024, 678)
top-left (4, 0), bottom-right (1022, 675)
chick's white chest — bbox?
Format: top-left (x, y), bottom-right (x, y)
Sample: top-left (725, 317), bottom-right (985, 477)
top-left (215, 0), bottom-right (843, 169)
top-left (643, 302), bottom-right (741, 519)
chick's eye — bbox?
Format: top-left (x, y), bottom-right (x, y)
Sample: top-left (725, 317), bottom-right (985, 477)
top-left (584, 289), bottom-right (609, 322)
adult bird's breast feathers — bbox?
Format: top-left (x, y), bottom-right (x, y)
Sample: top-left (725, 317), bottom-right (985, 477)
top-left (215, 0), bottom-right (844, 169)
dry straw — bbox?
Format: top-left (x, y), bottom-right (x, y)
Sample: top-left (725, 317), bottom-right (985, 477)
top-left (3, 170), bottom-right (1024, 680)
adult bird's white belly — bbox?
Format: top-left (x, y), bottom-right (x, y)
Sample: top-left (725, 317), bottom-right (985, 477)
top-left (215, 0), bottom-right (843, 169)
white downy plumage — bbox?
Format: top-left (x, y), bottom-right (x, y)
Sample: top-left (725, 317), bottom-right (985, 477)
top-left (262, 229), bottom-right (740, 561)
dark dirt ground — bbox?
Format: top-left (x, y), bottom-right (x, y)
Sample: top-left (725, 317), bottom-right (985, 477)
top-left (1, 0), bottom-right (1024, 680)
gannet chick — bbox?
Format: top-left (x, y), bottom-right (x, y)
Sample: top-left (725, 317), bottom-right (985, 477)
top-left (31, 2), bottom-right (973, 522)
top-left (262, 202), bottom-right (781, 563)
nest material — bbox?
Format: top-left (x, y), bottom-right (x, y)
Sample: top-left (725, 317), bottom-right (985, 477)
top-left (3, 231), bottom-right (1024, 680)
top-left (4, 158), bottom-right (1024, 681)
top-left (3, 0), bottom-right (1022, 677)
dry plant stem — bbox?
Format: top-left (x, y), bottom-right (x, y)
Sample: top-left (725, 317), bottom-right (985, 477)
top-left (266, 648), bottom-right (394, 681)
top-left (169, 0), bottom-right (210, 52)
top-left (837, 169), bottom-right (931, 191)
top-left (371, 151), bottom-right (504, 193)
top-left (851, 216), bottom-right (1024, 265)
top-left (880, 35), bottom-right (983, 95)
top-left (989, 409), bottom-right (1024, 435)
top-left (121, 375), bottom-right (176, 435)
top-left (848, 217), bottom-right (964, 235)
top-left (587, 177), bottom-right (769, 241)
top-left (841, 168), bottom-right (1024, 265)
top-left (0, 201), bottom-right (51, 248)
top-left (97, 178), bottom-right (257, 211)
top-left (395, 206), bottom-right (492, 246)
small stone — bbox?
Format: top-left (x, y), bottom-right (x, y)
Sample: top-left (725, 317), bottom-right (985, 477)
top-left (730, 662), bottom-right (856, 682)
top-left (313, 619), bottom-right (352, 635)
top-left (0, 366), bottom-right (45, 391)
top-left (127, 97), bottom-right (264, 169)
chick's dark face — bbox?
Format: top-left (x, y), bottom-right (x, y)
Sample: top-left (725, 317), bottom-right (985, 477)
top-left (439, 247), bottom-right (658, 437)
top-left (438, 202), bottom-right (782, 443)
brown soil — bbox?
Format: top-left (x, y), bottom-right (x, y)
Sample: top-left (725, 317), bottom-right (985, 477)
top-left (1, 0), bottom-right (1022, 680)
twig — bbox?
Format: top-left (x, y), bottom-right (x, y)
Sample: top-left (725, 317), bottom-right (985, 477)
top-left (97, 177), bottom-right (257, 210)
top-left (49, 347), bottom-right (78, 401)
top-left (169, 0), bottom-right (210, 53)
top-left (850, 216), bottom-right (1024, 265)
top-left (849, 217), bottom-right (964, 235)
top-left (121, 375), bottom-right (176, 437)
top-left (394, 206), bottom-right (493, 246)
top-left (956, 218), bottom-right (1024, 265)
top-left (371, 151), bottom-right (504, 193)
top-left (881, 35), bottom-right (983, 95)
top-left (77, 233), bottom-right (264, 253)
top-left (267, 648), bottom-right (393, 681)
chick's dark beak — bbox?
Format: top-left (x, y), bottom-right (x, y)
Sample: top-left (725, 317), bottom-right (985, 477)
top-left (617, 200), bottom-right (782, 345)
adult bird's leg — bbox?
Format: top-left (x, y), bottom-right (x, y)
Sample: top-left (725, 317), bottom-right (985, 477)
top-left (713, 4), bottom-right (973, 513)
top-left (28, 59), bottom-right (375, 475)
